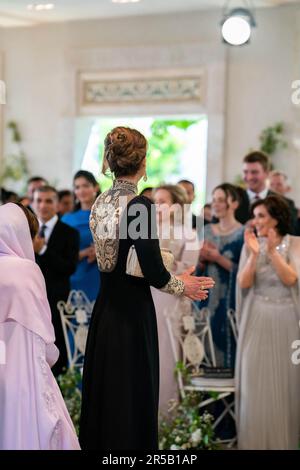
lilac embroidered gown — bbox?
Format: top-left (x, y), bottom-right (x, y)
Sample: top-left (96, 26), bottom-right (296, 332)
top-left (0, 203), bottom-right (80, 450)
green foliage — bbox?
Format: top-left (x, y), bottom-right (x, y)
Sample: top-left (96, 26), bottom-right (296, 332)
top-left (234, 121), bottom-right (287, 185)
top-left (7, 121), bottom-right (22, 143)
top-left (208, 391), bottom-right (220, 401)
top-left (0, 122), bottom-right (30, 187)
top-left (175, 360), bottom-right (192, 384)
top-left (159, 360), bottom-right (218, 450)
top-left (145, 121), bottom-right (182, 186)
top-left (259, 122), bottom-right (287, 155)
top-left (57, 368), bottom-right (82, 435)
top-left (145, 120), bottom-right (198, 189)
top-left (159, 391), bottom-right (217, 450)
top-left (56, 362), bottom-right (217, 448)
top-left (0, 152), bottom-right (29, 184)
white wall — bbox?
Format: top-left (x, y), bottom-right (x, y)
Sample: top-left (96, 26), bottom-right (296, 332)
top-left (225, 5), bottom-right (300, 204)
top-left (1, 5), bottom-right (300, 202)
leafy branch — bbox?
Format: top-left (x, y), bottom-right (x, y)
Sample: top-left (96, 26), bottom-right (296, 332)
top-left (0, 121), bottom-right (30, 187)
top-left (259, 122), bottom-right (287, 155)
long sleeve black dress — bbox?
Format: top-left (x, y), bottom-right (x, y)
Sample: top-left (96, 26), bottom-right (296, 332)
top-left (79, 179), bottom-right (184, 450)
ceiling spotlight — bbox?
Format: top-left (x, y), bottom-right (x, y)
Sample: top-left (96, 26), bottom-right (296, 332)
top-left (221, 4), bottom-right (256, 46)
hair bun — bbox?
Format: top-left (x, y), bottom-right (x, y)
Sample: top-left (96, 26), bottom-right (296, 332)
top-left (103, 127), bottom-right (147, 178)
top-left (117, 132), bottom-right (126, 142)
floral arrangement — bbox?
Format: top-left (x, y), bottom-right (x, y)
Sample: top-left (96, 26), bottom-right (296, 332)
top-left (159, 362), bottom-right (217, 450)
top-left (159, 391), bottom-right (217, 450)
top-left (57, 367), bottom-right (82, 435)
top-left (57, 363), bottom-right (218, 448)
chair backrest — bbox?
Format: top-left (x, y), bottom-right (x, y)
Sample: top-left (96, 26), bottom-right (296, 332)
top-left (165, 299), bottom-right (217, 396)
top-left (57, 290), bottom-right (94, 370)
top-left (227, 308), bottom-right (238, 342)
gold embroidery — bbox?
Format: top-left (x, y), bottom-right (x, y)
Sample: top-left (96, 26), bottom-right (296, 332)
top-left (90, 180), bottom-right (137, 272)
top-left (160, 274), bottom-right (185, 296)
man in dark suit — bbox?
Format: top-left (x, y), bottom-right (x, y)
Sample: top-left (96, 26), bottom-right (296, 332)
top-left (235, 151), bottom-right (298, 233)
top-left (26, 176), bottom-right (48, 213)
top-left (33, 185), bottom-right (79, 376)
top-left (178, 179), bottom-right (204, 229)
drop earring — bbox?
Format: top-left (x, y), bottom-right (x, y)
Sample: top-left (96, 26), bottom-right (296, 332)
top-left (143, 173), bottom-right (148, 182)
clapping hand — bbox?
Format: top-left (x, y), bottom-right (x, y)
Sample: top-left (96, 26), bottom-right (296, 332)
top-left (244, 229), bottom-right (260, 256)
top-left (86, 245), bottom-right (96, 264)
top-left (199, 240), bottom-right (220, 263)
top-left (177, 266), bottom-right (215, 301)
top-left (33, 235), bottom-right (46, 254)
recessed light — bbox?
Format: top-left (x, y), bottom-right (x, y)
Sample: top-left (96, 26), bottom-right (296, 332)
top-left (27, 3), bottom-right (54, 11)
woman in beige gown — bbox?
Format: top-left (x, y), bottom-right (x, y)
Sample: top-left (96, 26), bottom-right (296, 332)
top-left (236, 195), bottom-right (300, 450)
top-left (151, 185), bottom-right (200, 416)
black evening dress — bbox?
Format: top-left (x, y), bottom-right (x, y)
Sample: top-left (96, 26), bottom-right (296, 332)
top-left (79, 180), bottom-right (184, 450)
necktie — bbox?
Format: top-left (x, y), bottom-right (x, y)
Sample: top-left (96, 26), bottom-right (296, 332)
top-left (39, 224), bottom-right (47, 238)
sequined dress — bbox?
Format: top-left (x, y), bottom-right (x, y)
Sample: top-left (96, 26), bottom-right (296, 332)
top-left (236, 235), bottom-right (300, 449)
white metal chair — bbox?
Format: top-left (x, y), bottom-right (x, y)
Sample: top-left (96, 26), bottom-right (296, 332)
top-left (165, 300), bottom-right (237, 447)
top-left (227, 308), bottom-right (238, 342)
top-left (57, 290), bottom-right (94, 371)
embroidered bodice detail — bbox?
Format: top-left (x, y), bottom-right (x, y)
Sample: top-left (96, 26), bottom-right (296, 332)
top-left (90, 179), bottom-right (137, 272)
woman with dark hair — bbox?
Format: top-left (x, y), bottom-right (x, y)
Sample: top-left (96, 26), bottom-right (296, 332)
top-left (62, 170), bottom-right (100, 301)
top-left (139, 186), bottom-right (154, 201)
top-left (79, 127), bottom-right (215, 450)
top-left (57, 190), bottom-right (74, 217)
top-left (236, 195), bottom-right (300, 449)
top-left (0, 203), bottom-right (80, 449)
top-left (198, 183), bottom-right (244, 368)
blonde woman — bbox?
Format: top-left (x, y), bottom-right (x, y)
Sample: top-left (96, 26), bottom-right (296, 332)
top-left (151, 184), bottom-right (200, 415)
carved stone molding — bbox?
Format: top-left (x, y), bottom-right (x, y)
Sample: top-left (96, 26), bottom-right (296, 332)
top-left (66, 42), bottom-right (225, 194)
top-left (78, 68), bottom-right (204, 114)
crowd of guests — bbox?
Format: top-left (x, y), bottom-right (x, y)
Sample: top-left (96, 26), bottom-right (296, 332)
top-left (126, 151), bottom-right (300, 450)
top-left (1, 148), bottom-right (300, 450)
top-left (1, 171), bottom-right (101, 376)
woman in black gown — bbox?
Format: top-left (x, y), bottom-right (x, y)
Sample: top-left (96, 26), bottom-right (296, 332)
top-left (79, 127), bottom-right (215, 450)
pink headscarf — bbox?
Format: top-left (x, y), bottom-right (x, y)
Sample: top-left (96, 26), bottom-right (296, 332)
top-left (0, 203), bottom-right (55, 344)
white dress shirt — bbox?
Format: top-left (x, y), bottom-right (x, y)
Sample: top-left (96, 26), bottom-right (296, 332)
top-left (38, 214), bottom-right (58, 255)
top-left (247, 187), bottom-right (269, 203)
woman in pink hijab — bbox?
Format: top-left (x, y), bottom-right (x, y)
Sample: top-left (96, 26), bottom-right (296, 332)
top-left (0, 203), bottom-right (80, 450)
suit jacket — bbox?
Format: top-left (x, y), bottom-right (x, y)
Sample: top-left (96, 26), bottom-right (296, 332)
top-left (235, 187), bottom-right (298, 234)
top-left (35, 219), bottom-right (79, 375)
top-left (35, 220), bottom-right (79, 307)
